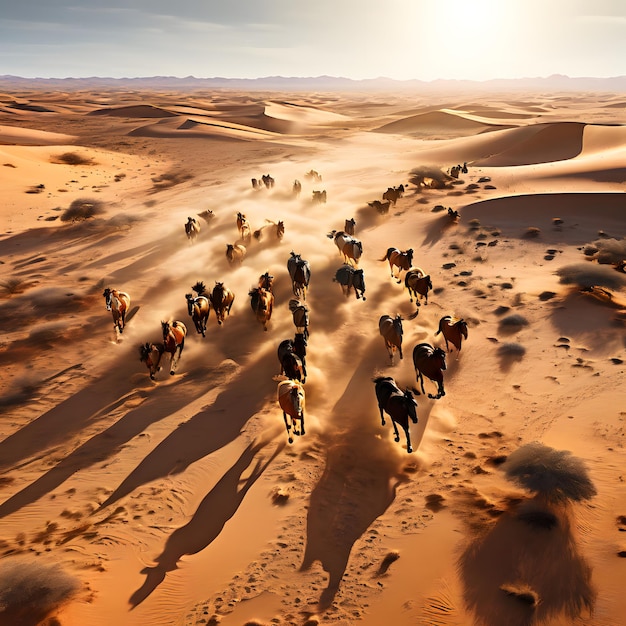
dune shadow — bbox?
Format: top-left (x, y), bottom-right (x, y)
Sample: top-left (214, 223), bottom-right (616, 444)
top-left (457, 497), bottom-right (596, 626)
top-left (129, 437), bottom-right (284, 608)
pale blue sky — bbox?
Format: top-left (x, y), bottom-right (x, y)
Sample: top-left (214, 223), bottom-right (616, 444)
top-left (1, 0), bottom-right (624, 80)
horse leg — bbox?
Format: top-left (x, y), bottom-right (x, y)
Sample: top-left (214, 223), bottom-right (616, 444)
top-left (379, 406), bottom-right (386, 426)
top-left (283, 412), bottom-right (293, 444)
top-left (398, 344), bottom-right (403, 360)
top-left (391, 419), bottom-right (400, 443)
top-left (404, 427), bottom-right (413, 453)
top-left (120, 308), bottom-right (126, 333)
top-left (300, 412), bottom-right (305, 437)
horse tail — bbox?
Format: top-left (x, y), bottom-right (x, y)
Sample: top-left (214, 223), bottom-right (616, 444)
top-left (253, 229), bottom-right (262, 239)
top-left (378, 247), bottom-right (394, 262)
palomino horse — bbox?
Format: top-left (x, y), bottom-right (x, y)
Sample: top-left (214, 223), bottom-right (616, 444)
top-left (334, 265), bottom-right (366, 300)
top-left (435, 315), bottom-right (468, 353)
top-left (253, 219), bottom-right (285, 242)
top-left (185, 292), bottom-right (210, 337)
top-left (210, 282), bottom-right (235, 325)
top-left (185, 217), bottom-right (200, 242)
top-left (103, 288), bottom-right (130, 334)
top-left (328, 230), bottom-right (362, 266)
top-left (412, 342), bottom-right (446, 399)
top-left (277, 339), bottom-right (306, 382)
top-left (380, 247), bottom-right (414, 282)
top-left (404, 269), bottom-right (432, 306)
top-left (287, 251), bottom-right (311, 300)
top-left (277, 379), bottom-right (306, 444)
top-left (379, 314), bottom-right (403, 363)
top-left (373, 376), bottom-right (419, 453)
top-left (289, 299), bottom-right (309, 338)
top-left (161, 320), bottom-right (187, 375)
top-left (236, 212), bottom-right (251, 244)
top-left (382, 185), bottom-right (404, 205)
top-left (249, 287), bottom-right (274, 331)
top-left (139, 342), bottom-right (165, 380)
top-left (368, 200), bottom-right (391, 215)
top-left (226, 243), bottom-right (246, 265)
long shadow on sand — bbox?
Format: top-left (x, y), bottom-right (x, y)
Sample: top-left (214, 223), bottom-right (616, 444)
top-left (129, 437), bottom-right (284, 608)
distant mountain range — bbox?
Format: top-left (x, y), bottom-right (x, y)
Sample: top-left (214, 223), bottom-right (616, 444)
top-left (1, 74), bottom-right (626, 91)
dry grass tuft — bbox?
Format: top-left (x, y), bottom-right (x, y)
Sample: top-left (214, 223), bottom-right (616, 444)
top-left (61, 198), bottom-right (104, 222)
top-left (52, 152), bottom-right (93, 166)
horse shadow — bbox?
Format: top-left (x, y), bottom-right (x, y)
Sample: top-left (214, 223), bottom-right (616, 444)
top-left (421, 213), bottom-right (460, 247)
top-left (129, 437), bottom-right (283, 608)
top-left (457, 497), bottom-right (596, 626)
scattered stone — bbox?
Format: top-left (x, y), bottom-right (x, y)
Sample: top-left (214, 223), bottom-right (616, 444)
top-left (610, 358), bottom-right (623, 365)
top-left (442, 262), bottom-right (457, 270)
top-left (539, 291), bottom-right (556, 301)
top-left (478, 176), bottom-right (491, 183)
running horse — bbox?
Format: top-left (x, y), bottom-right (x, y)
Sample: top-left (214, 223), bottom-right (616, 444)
top-left (161, 320), bottom-right (187, 375)
top-left (277, 339), bottom-right (306, 383)
top-left (185, 290), bottom-right (210, 337)
top-left (210, 281), bottom-right (235, 325)
top-left (379, 314), bottom-right (403, 363)
top-left (185, 216), bottom-right (200, 242)
top-left (139, 342), bottom-right (165, 380)
top-left (287, 251), bottom-right (311, 300)
top-left (435, 315), bottom-right (468, 354)
top-left (103, 287), bottom-right (130, 335)
top-left (258, 272), bottom-right (274, 292)
top-left (379, 247), bottom-right (414, 282)
top-left (289, 299), bottom-right (310, 338)
top-left (277, 379), bottom-right (306, 444)
top-left (404, 269), bottom-right (432, 306)
top-left (334, 265), bottom-right (366, 300)
top-left (412, 342), bottom-right (446, 399)
top-left (249, 286), bottom-right (274, 331)
top-left (226, 243), bottom-right (247, 265)
top-left (373, 376), bottom-right (419, 453)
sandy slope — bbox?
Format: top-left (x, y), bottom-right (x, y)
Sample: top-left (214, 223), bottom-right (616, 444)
top-left (0, 88), bottom-right (625, 626)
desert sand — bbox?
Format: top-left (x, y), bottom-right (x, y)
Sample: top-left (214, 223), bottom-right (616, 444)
top-left (0, 86), bottom-right (625, 626)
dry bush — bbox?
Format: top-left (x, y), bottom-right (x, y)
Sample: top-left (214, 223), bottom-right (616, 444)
top-left (498, 314), bottom-right (529, 332)
top-left (151, 170), bottom-right (193, 190)
top-left (60, 198), bottom-right (104, 222)
top-left (53, 152), bottom-right (93, 166)
top-left (497, 342), bottom-right (526, 358)
top-left (523, 226), bottom-right (541, 238)
top-left (557, 263), bottom-right (626, 291)
top-left (0, 558), bottom-right (79, 624)
top-left (0, 277), bottom-right (30, 297)
top-left (582, 237), bottom-right (626, 269)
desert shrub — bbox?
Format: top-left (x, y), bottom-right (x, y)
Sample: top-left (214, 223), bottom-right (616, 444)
top-left (497, 342), bottom-right (526, 358)
top-left (499, 314), bottom-right (529, 331)
top-left (0, 558), bottom-right (79, 624)
top-left (53, 152), bottom-right (93, 166)
top-left (523, 226), bottom-right (541, 238)
top-left (583, 237), bottom-right (626, 268)
top-left (60, 198), bottom-right (104, 222)
top-left (557, 263), bottom-right (626, 291)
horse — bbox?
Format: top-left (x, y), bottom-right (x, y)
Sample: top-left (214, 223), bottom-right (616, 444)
top-left (103, 288), bottom-right (130, 334)
top-left (344, 218), bottom-right (356, 236)
top-left (253, 220), bottom-right (284, 241)
top-left (262, 174), bottom-right (275, 188)
top-left (289, 299), bottom-right (310, 338)
top-left (305, 169), bottom-right (322, 182)
top-left (405, 269), bottom-right (432, 305)
top-left (435, 315), bottom-right (468, 353)
top-left (161, 320), bottom-right (187, 375)
top-left (139, 342), bottom-right (165, 380)
top-left (312, 190), bottom-right (327, 204)
top-left (185, 216), bottom-right (200, 242)
top-left (236, 212), bottom-right (251, 243)
top-left (277, 379), bottom-right (306, 444)
top-left (293, 333), bottom-right (307, 378)
top-left (185, 292), bottom-right (210, 337)
top-left (412, 343), bottom-right (446, 399)
top-left (382, 185), bottom-right (404, 205)
top-left (379, 247), bottom-right (413, 282)
top-left (373, 376), bottom-right (418, 453)
top-left (277, 339), bottom-right (306, 382)
top-left (258, 272), bottom-right (274, 292)
top-left (197, 209), bottom-right (214, 224)
top-left (226, 243), bottom-right (246, 265)
top-left (210, 282), bottom-right (235, 325)
top-left (287, 251), bottom-right (311, 300)
top-left (334, 265), bottom-right (366, 300)
top-left (293, 180), bottom-right (302, 196)
top-left (342, 238), bottom-right (363, 266)
top-left (249, 287), bottom-right (274, 331)
top-left (368, 200), bottom-right (391, 215)
top-left (447, 207), bottom-right (460, 221)
top-left (379, 314), bottom-right (403, 363)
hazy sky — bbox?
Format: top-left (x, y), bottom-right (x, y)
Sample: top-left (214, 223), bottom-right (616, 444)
top-left (1, 0), bottom-right (625, 81)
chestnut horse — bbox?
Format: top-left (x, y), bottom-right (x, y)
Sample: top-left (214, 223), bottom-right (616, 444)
top-left (435, 315), bottom-right (468, 353)
top-left (185, 292), bottom-right (210, 337)
top-left (287, 251), bottom-right (311, 300)
top-left (405, 269), bottom-right (432, 306)
top-left (379, 314), bottom-right (403, 363)
top-left (161, 320), bottom-right (187, 375)
top-left (103, 288), bottom-right (130, 334)
top-left (289, 299), bottom-right (309, 338)
top-left (139, 342), bottom-right (165, 380)
top-left (373, 376), bottom-right (418, 453)
top-left (412, 342), bottom-right (446, 399)
top-left (210, 282), bottom-right (235, 325)
top-left (277, 379), bottom-right (306, 444)
top-left (249, 286), bottom-right (274, 331)
top-left (379, 247), bottom-right (413, 282)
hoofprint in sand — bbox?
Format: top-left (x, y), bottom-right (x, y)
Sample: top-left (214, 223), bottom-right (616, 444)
top-left (0, 88), bottom-right (625, 626)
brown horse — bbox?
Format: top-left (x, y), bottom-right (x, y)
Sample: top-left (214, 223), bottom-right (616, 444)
top-left (277, 379), bottom-right (306, 444)
top-left (412, 342), bottom-right (446, 399)
top-left (103, 288), bottom-right (130, 334)
top-left (249, 287), bottom-right (274, 331)
top-left (342, 238), bottom-right (363, 266)
top-left (210, 282), bottom-right (235, 325)
top-left (161, 320), bottom-right (187, 375)
top-left (139, 342), bottom-right (165, 380)
top-left (253, 220), bottom-right (284, 241)
top-left (293, 180), bottom-right (302, 196)
top-left (382, 185), bottom-right (404, 205)
top-left (258, 272), bottom-right (274, 292)
top-left (226, 243), bottom-right (246, 265)
top-left (368, 200), bottom-right (391, 215)
top-left (185, 292), bottom-right (210, 337)
top-left (435, 315), bottom-right (468, 353)
top-left (380, 247), bottom-right (413, 282)
top-left (277, 339), bottom-right (306, 383)
top-left (185, 216), bottom-right (200, 242)
top-left (312, 190), bottom-right (327, 203)
top-left (379, 314), bottom-right (403, 363)
top-left (287, 251), bottom-right (311, 300)
top-left (289, 299), bottom-right (309, 338)
top-left (405, 269), bottom-right (432, 305)
top-left (373, 376), bottom-right (418, 453)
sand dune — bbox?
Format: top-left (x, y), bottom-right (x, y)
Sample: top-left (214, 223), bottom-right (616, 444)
top-left (0, 88), bottom-right (625, 626)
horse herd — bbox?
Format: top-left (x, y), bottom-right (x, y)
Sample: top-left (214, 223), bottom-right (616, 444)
top-left (102, 171), bottom-right (469, 452)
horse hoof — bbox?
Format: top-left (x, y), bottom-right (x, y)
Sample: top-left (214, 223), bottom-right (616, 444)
top-left (170, 371), bottom-right (175, 376)
top-left (288, 437), bottom-right (294, 444)
top-left (407, 447), bottom-right (413, 453)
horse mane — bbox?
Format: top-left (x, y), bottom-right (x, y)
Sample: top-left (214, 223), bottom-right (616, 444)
top-left (192, 281), bottom-right (207, 295)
